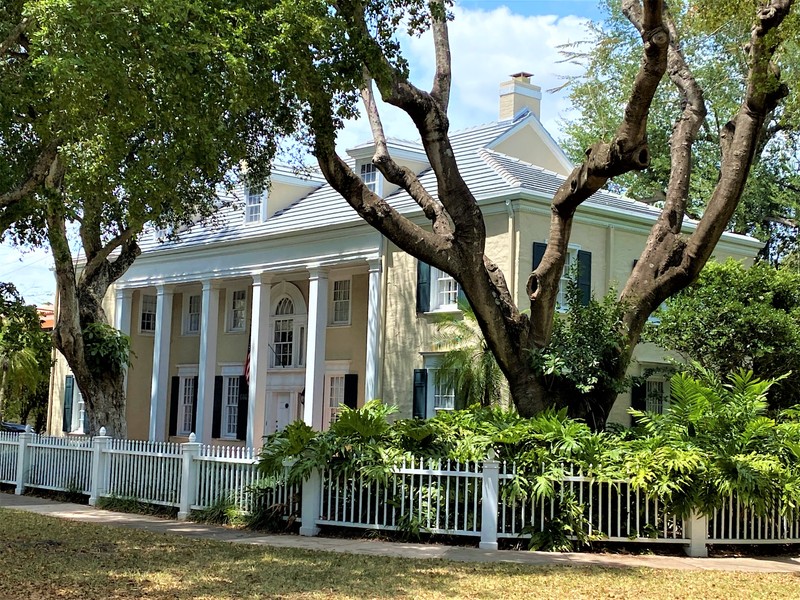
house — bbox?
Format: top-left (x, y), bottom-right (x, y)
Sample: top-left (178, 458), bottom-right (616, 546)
top-left (47, 74), bottom-right (762, 444)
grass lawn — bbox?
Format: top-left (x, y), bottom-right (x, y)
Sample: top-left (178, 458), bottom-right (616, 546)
top-left (1, 509), bottom-right (799, 599)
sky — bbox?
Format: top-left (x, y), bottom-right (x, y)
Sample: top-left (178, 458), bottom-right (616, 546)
top-left (1, 0), bottom-right (604, 307)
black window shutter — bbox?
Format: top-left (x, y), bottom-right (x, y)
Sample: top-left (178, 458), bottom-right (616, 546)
top-left (343, 374), bottom-right (358, 409)
top-left (211, 376), bottom-right (223, 438)
top-left (190, 376), bottom-right (199, 435)
top-left (577, 250), bottom-right (592, 306)
top-left (416, 261), bottom-right (430, 313)
top-left (62, 376), bottom-right (74, 432)
top-left (533, 242), bottom-right (547, 270)
top-left (236, 375), bottom-right (249, 441)
top-left (413, 369), bottom-right (428, 419)
top-left (631, 379), bottom-right (646, 425)
top-left (168, 376), bottom-right (180, 437)
top-left (457, 282), bottom-right (467, 308)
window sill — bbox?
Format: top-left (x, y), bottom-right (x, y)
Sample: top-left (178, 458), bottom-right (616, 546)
top-left (182, 331), bottom-right (201, 337)
top-left (225, 329), bottom-right (247, 335)
top-left (139, 330), bottom-right (156, 337)
top-left (328, 322), bottom-right (352, 328)
top-left (423, 307), bottom-right (461, 316)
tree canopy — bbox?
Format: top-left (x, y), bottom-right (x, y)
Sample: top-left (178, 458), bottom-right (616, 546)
top-left (646, 259), bottom-right (800, 410)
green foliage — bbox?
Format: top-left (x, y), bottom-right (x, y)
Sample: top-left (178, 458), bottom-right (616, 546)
top-left (433, 301), bottom-right (507, 408)
top-left (529, 277), bottom-right (629, 426)
top-left (0, 283), bottom-right (51, 423)
top-left (190, 494), bottom-right (244, 527)
top-left (646, 259), bottom-right (800, 409)
top-left (627, 367), bottom-right (800, 517)
top-left (261, 369), bottom-right (800, 525)
top-left (525, 491), bottom-right (604, 552)
top-left (82, 322), bottom-right (132, 376)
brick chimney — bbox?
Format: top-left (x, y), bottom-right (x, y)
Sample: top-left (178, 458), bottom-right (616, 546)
top-left (499, 72), bottom-right (542, 121)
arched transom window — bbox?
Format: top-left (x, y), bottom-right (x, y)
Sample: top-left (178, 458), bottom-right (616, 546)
top-left (269, 282), bottom-right (307, 369)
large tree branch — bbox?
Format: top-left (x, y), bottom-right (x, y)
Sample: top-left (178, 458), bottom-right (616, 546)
top-left (0, 142), bottom-right (60, 209)
top-left (81, 226), bottom-right (138, 283)
top-left (429, 0), bottom-right (452, 111)
top-left (359, 76), bottom-right (452, 237)
top-left (526, 0), bottom-right (668, 345)
top-left (620, 0), bottom-right (794, 349)
top-left (0, 18), bottom-right (30, 57)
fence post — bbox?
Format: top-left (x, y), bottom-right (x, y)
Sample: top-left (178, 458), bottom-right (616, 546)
top-left (14, 427), bottom-right (33, 495)
top-left (683, 511), bottom-right (708, 557)
top-left (299, 469), bottom-right (322, 537)
top-left (480, 449), bottom-right (500, 550)
top-left (88, 427), bottom-right (112, 506)
top-left (178, 433), bottom-right (202, 520)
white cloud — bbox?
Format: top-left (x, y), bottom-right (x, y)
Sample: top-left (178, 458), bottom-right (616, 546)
top-left (335, 7), bottom-right (590, 151)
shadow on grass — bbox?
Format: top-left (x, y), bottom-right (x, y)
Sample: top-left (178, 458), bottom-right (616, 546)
top-left (1, 509), bottom-right (799, 599)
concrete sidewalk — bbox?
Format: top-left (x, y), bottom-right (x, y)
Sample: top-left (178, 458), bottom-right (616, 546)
top-left (2, 492), bottom-right (799, 573)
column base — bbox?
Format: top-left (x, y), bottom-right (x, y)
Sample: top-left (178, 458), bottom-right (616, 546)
top-left (479, 541), bottom-right (498, 551)
top-left (299, 525), bottom-right (321, 537)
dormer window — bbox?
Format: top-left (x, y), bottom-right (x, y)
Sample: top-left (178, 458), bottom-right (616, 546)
top-left (245, 186), bottom-right (264, 223)
top-left (359, 163), bottom-right (381, 195)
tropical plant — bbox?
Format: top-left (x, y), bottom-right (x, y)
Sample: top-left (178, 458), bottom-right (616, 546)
top-left (529, 277), bottom-right (630, 429)
top-left (433, 301), bottom-right (506, 408)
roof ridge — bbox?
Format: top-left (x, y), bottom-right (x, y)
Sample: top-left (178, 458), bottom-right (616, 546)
top-left (478, 149), bottom-right (521, 188)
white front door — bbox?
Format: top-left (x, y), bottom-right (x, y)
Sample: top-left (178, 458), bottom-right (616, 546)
top-left (276, 392), bottom-right (292, 431)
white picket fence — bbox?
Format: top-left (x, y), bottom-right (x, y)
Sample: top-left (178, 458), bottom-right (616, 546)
top-left (3, 430), bottom-right (800, 557)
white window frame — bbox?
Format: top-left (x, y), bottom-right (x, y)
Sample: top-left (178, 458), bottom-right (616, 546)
top-left (182, 292), bottom-right (202, 335)
top-left (139, 293), bottom-right (157, 334)
top-left (268, 287), bottom-right (308, 369)
top-left (323, 360), bottom-right (351, 429)
top-left (331, 278), bottom-right (352, 325)
top-left (429, 266), bottom-right (459, 312)
top-left (422, 354), bottom-right (455, 418)
top-left (645, 375), bottom-right (670, 414)
top-left (227, 287), bottom-right (248, 333)
top-left (245, 186), bottom-right (265, 223)
top-left (220, 363), bottom-right (244, 440)
top-left (176, 365), bottom-right (199, 437)
top-left (358, 162), bottom-right (382, 196)
top-left (555, 245), bottom-right (580, 312)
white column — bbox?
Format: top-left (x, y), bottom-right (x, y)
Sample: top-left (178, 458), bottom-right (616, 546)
top-left (303, 266), bottom-right (328, 429)
top-left (114, 289), bottom-right (133, 335)
top-left (196, 279), bottom-right (220, 443)
top-left (365, 257), bottom-right (382, 402)
top-left (115, 288), bottom-right (133, 400)
top-left (248, 273), bottom-right (272, 446)
top-left (149, 284), bottom-right (174, 441)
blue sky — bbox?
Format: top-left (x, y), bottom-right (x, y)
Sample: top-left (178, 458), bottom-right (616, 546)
top-left (1, 0), bottom-right (602, 307)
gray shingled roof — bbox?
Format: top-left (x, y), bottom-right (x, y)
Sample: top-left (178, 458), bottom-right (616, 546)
top-left (137, 114), bottom-right (696, 253)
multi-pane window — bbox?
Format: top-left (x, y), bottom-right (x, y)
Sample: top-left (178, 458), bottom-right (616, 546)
top-left (360, 163), bottom-right (378, 193)
top-left (433, 378), bottom-right (455, 411)
top-left (179, 376), bottom-right (195, 436)
top-left (332, 280), bottom-right (351, 324)
top-left (140, 294), bottom-right (157, 333)
top-left (557, 252), bottom-right (575, 310)
top-left (437, 273), bottom-right (459, 308)
top-left (245, 187), bottom-right (263, 223)
top-left (646, 377), bottom-right (670, 414)
top-left (430, 267), bottom-right (459, 311)
top-left (230, 289), bottom-right (247, 332)
top-left (186, 294), bottom-right (201, 334)
top-left (327, 375), bottom-right (345, 426)
top-left (224, 376), bottom-right (240, 438)
top-left (273, 297), bottom-right (294, 367)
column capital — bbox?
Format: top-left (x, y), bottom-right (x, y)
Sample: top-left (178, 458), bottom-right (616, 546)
top-left (155, 283), bottom-right (176, 296)
top-left (367, 256), bottom-right (382, 273)
top-left (252, 272), bottom-right (274, 287)
top-left (115, 288), bottom-right (134, 301)
top-left (201, 278), bottom-right (222, 292)
top-left (306, 265), bottom-right (329, 280)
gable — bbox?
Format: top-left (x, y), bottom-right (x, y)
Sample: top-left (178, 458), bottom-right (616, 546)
top-left (489, 118), bottom-right (573, 176)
